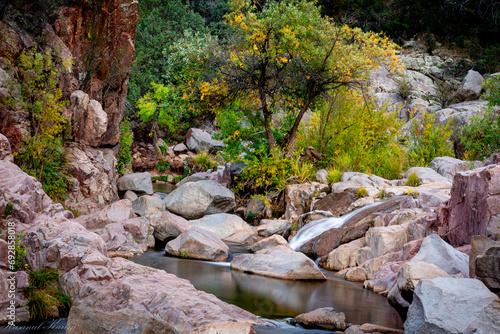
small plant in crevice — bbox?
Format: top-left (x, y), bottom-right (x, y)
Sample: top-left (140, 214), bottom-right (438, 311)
top-left (2, 203), bottom-right (13, 220)
top-left (26, 268), bottom-right (71, 321)
top-left (193, 151), bottom-right (217, 172)
top-left (12, 232), bottom-right (29, 272)
top-left (326, 167), bottom-right (342, 185)
top-left (426, 80), bottom-right (457, 108)
top-left (180, 250), bottom-right (189, 258)
top-left (394, 73), bottom-right (413, 100)
top-left (406, 172), bottom-right (421, 187)
top-left (356, 187), bottom-right (368, 199)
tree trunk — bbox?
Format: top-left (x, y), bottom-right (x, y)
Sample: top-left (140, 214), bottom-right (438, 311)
top-left (283, 95), bottom-right (314, 157)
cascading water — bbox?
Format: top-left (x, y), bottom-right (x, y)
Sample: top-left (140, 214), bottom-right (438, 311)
top-left (289, 201), bottom-right (386, 251)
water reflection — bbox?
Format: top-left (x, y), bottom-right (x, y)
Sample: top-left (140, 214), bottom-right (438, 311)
top-left (131, 251), bottom-right (403, 329)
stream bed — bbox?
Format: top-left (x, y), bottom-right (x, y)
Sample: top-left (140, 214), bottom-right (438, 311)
top-left (130, 249), bottom-right (404, 332)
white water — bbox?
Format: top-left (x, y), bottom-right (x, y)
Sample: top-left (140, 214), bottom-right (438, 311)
top-left (289, 201), bottom-right (385, 251)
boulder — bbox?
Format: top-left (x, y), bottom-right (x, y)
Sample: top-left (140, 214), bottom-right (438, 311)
top-left (439, 164), bottom-right (500, 246)
top-left (285, 182), bottom-right (329, 223)
top-left (0, 133), bottom-right (13, 162)
top-left (123, 190), bottom-right (138, 202)
top-left (75, 200), bottom-right (135, 230)
top-left (97, 222), bottom-right (143, 257)
top-left (323, 238), bottom-right (365, 271)
top-left (429, 156), bottom-right (482, 181)
top-left (312, 192), bottom-right (356, 217)
top-left (404, 278), bottom-right (500, 334)
top-left (231, 248), bottom-right (326, 280)
top-left (405, 167), bottom-right (451, 185)
top-left (475, 246), bottom-right (500, 297)
top-left (173, 143), bottom-right (188, 153)
top-left (165, 180), bottom-right (235, 219)
top-left (189, 213), bottom-right (255, 242)
top-left (71, 91), bottom-right (108, 147)
top-left (244, 197), bottom-right (271, 223)
top-left (165, 227), bottom-right (229, 262)
top-left (366, 225), bottom-right (408, 258)
top-left (396, 261), bottom-right (450, 302)
top-left (294, 307), bottom-right (346, 331)
top-left (410, 234), bottom-right (469, 277)
top-left (151, 211), bottom-right (191, 242)
top-left (256, 219), bottom-right (291, 237)
top-left (64, 145), bottom-right (119, 215)
top-left (331, 172), bottom-right (394, 198)
top-left (470, 235), bottom-right (499, 278)
top-left (249, 235), bottom-right (290, 253)
top-left (185, 128), bottom-right (224, 153)
top-left (132, 195), bottom-right (165, 218)
top-left (456, 70), bottom-right (484, 101)
top-left (117, 172), bottom-right (153, 195)
top-left (122, 217), bottom-right (152, 250)
top-left (67, 307), bottom-right (177, 334)
top-left (315, 169), bottom-right (328, 184)
top-left (359, 324), bottom-right (403, 334)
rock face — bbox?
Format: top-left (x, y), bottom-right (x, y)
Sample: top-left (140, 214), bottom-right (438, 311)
top-left (312, 192), bottom-right (356, 217)
top-left (366, 225), bottom-right (408, 258)
top-left (165, 180), bottom-right (235, 219)
top-left (64, 144), bottom-right (119, 215)
top-left (117, 172), bottom-right (154, 195)
top-left (185, 128), bottom-right (224, 153)
top-left (74, 199), bottom-right (135, 230)
top-left (438, 164), bottom-right (500, 246)
top-left (285, 182), bottom-right (330, 223)
top-left (404, 278), bottom-right (500, 334)
top-left (410, 234), bottom-right (469, 277)
top-left (71, 91), bottom-right (108, 147)
top-left (294, 307), bottom-right (346, 331)
top-left (475, 246), bottom-right (500, 297)
top-left (188, 213), bottom-right (255, 243)
top-left (231, 248), bottom-right (326, 280)
top-left (0, 133), bottom-right (13, 163)
top-left (456, 70), bottom-right (484, 101)
top-left (331, 172), bottom-right (394, 198)
top-left (429, 156), bottom-right (481, 181)
top-left (165, 228), bottom-right (229, 262)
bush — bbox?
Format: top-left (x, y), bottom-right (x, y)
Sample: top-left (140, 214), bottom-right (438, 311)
top-left (297, 89), bottom-right (407, 180)
top-left (156, 158), bottom-right (171, 174)
top-left (326, 167), bottom-right (342, 184)
top-left (117, 120), bottom-right (133, 175)
top-left (426, 80), bottom-right (456, 108)
top-left (461, 76), bottom-right (500, 160)
top-left (406, 172), bottom-right (421, 187)
top-left (408, 111), bottom-right (454, 166)
top-left (193, 152), bottom-right (217, 171)
top-left (394, 73), bottom-right (413, 100)
top-left (27, 268), bottom-right (71, 320)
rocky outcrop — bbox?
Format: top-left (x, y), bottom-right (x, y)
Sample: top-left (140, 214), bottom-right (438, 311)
top-left (185, 128), bottom-right (224, 153)
top-left (285, 182), bottom-right (329, 223)
top-left (165, 228), bottom-right (229, 262)
top-left (429, 156), bottom-right (482, 181)
top-left (231, 248), bottom-right (326, 280)
top-left (117, 172), bottom-right (154, 195)
top-left (0, 133), bottom-right (13, 163)
top-left (165, 180), bottom-right (235, 219)
top-left (294, 307), bottom-right (346, 331)
top-left (189, 213), bottom-right (256, 244)
top-left (332, 172), bottom-right (394, 198)
top-left (438, 164), bottom-right (500, 246)
top-left (405, 167), bottom-right (451, 185)
top-left (366, 225), bottom-right (408, 258)
top-left (70, 90), bottom-right (108, 147)
top-left (74, 199), bottom-right (135, 230)
top-left (404, 278), bottom-right (500, 334)
top-left (64, 144), bottom-right (119, 215)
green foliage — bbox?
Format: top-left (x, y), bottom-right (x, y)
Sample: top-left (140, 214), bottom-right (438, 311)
top-left (27, 268), bottom-right (71, 320)
top-left (297, 89), bottom-right (407, 180)
top-left (193, 152), bottom-right (217, 171)
top-left (478, 45), bottom-right (500, 73)
top-left (394, 73), bottom-right (413, 100)
top-left (326, 168), bottom-right (342, 185)
top-left (180, 250), bottom-right (189, 258)
top-left (426, 80), bottom-right (456, 108)
top-left (117, 121), bottom-right (133, 175)
top-left (408, 111), bottom-right (454, 166)
top-left (11, 48), bottom-right (70, 201)
top-left (172, 176), bottom-right (183, 184)
top-left (2, 203), bottom-right (13, 219)
top-left (356, 187), bottom-right (368, 199)
top-left (406, 172), bottom-right (421, 187)
top-left (152, 176), bottom-right (170, 182)
top-left (156, 157), bottom-right (171, 174)
top-left (15, 137), bottom-right (70, 201)
top-left (12, 232), bottom-right (29, 272)
top-left (461, 76), bottom-right (500, 160)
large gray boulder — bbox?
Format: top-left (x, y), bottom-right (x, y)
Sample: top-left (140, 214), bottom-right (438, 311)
top-left (456, 70), bottom-right (484, 101)
top-left (117, 172), bottom-right (153, 195)
top-left (165, 227), bottom-right (229, 262)
top-left (410, 234), bottom-right (469, 277)
top-left (256, 219), bottom-right (291, 237)
top-left (429, 156), bottom-right (483, 181)
top-left (231, 248), bottom-right (326, 280)
top-left (132, 195), bottom-right (165, 218)
top-left (151, 211), bottom-right (191, 242)
top-left (294, 307), bottom-right (346, 331)
top-left (188, 213), bottom-right (255, 243)
top-left (185, 128), bottom-right (224, 153)
top-left (164, 180), bottom-right (235, 219)
top-left (404, 277), bottom-right (500, 334)
top-left (405, 167), bottom-right (451, 185)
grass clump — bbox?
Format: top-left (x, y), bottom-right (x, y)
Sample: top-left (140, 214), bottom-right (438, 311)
top-left (406, 172), bottom-right (421, 187)
top-left (193, 152), bottom-right (217, 171)
top-left (356, 187), bottom-right (368, 199)
top-left (326, 167), bottom-right (342, 184)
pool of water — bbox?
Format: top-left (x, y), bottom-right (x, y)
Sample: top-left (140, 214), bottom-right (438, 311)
top-left (130, 250), bottom-right (403, 329)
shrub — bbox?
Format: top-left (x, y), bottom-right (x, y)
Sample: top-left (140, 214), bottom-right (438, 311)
top-left (11, 232), bottom-right (29, 272)
top-left (356, 187), bottom-right (368, 199)
top-left (193, 152), bottom-right (217, 171)
top-left (426, 80), bottom-right (456, 108)
top-left (27, 268), bottom-right (71, 320)
top-left (156, 158), bottom-right (171, 174)
top-left (461, 76), bottom-right (500, 160)
top-left (406, 172), bottom-right (421, 187)
top-left (394, 73), bottom-right (413, 100)
top-left (326, 167), bottom-right (342, 184)
top-left (117, 120), bottom-right (133, 175)
top-left (408, 111), bottom-right (454, 166)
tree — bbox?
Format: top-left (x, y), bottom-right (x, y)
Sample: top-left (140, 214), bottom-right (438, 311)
top-left (209, 0), bottom-right (399, 156)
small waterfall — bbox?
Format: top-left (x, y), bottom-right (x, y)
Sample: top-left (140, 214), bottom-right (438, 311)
top-left (289, 201), bottom-right (387, 251)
